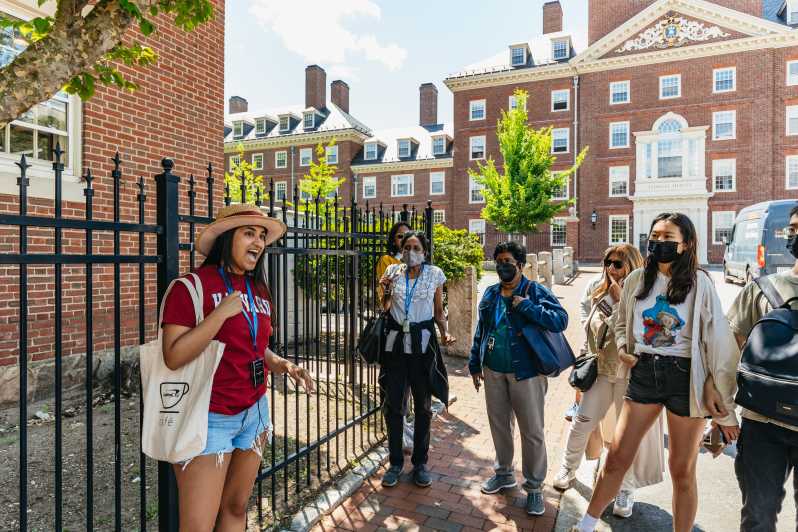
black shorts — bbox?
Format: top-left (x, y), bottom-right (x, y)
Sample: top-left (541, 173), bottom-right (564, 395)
top-left (625, 353), bottom-right (692, 417)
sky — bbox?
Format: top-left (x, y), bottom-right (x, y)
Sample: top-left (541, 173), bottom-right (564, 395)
top-left (224, 0), bottom-right (589, 130)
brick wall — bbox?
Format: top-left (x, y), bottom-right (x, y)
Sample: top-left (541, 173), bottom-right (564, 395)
top-left (0, 1), bottom-right (225, 381)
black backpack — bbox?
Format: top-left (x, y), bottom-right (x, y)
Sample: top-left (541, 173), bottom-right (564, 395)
top-left (735, 275), bottom-right (798, 426)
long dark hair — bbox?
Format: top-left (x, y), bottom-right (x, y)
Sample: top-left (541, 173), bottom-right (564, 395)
top-left (636, 213), bottom-right (699, 305)
top-left (387, 221), bottom-right (411, 255)
top-left (201, 227), bottom-right (268, 292)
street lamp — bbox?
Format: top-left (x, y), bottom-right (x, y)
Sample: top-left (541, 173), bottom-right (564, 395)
top-left (591, 209), bottom-right (598, 229)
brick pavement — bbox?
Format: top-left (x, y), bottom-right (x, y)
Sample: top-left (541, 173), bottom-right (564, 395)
top-left (310, 270), bottom-right (596, 532)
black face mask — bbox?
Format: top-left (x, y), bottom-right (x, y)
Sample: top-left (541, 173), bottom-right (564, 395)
top-left (788, 235), bottom-right (798, 260)
top-left (496, 262), bottom-right (518, 283)
top-left (648, 240), bottom-right (680, 264)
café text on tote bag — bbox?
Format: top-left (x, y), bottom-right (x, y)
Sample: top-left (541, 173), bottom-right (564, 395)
top-left (140, 273), bottom-right (224, 464)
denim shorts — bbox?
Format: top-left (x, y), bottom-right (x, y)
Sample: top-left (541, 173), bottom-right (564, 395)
top-left (625, 353), bottom-right (692, 417)
top-left (201, 392), bottom-right (272, 459)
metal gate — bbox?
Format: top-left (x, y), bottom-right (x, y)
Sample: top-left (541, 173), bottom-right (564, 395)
top-left (0, 148), bottom-right (432, 530)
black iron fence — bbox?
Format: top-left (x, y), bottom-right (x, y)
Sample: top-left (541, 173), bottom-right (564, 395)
top-left (0, 148), bottom-right (433, 531)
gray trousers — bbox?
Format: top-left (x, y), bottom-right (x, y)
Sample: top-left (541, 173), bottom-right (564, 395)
top-left (483, 368), bottom-right (548, 490)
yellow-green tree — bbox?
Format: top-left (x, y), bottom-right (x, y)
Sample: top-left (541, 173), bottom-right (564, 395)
top-left (224, 144), bottom-right (265, 204)
top-left (297, 141), bottom-right (345, 219)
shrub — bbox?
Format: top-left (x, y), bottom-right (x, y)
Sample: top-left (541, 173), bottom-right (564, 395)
top-left (432, 224), bottom-right (484, 283)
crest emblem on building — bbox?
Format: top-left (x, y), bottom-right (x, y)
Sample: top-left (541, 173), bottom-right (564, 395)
top-left (616, 15), bottom-right (730, 53)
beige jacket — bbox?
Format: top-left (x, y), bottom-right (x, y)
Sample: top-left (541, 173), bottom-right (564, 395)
top-left (584, 295), bottom-right (622, 379)
top-left (616, 268), bottom-right (740, 427)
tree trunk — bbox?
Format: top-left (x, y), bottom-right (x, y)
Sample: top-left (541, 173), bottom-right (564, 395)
top-left (0, 0), bottom-right (136, 128)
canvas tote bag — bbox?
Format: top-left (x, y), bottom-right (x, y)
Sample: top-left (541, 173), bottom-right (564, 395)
top-left (140, 273), bottom-right (225, 463)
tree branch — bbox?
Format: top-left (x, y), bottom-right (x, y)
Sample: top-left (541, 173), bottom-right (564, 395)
top-left (54, 0), bottom-right (92, 28)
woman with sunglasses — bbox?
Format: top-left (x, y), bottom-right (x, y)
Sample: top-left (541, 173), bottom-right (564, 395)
top-left (573, 213), bottom-right (740, 532)
top-left (554, 244), bottom-right (664, 519)
top-left (376, 222), bottom-right (411, 300)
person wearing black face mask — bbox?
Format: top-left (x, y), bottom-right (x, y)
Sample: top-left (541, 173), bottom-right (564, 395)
top-left (469, 241), bottom-right (568, 517)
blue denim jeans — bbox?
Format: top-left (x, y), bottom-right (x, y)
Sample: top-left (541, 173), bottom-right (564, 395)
top-left (735, 418), bottom-right (798, 532)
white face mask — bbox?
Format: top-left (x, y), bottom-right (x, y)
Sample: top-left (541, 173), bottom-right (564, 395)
top-left (402, 250), bottom-right (425, 267)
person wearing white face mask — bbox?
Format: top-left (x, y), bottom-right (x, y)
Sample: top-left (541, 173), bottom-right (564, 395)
top-left (378, 230), bottom-right (455, 488)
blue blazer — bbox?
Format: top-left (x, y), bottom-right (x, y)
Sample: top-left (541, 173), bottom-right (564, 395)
top-left (468, 275), bottom-right (568, 380)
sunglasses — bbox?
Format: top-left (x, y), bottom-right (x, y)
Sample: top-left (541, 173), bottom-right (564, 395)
top-left (604, 259), bottom-right (624, 269)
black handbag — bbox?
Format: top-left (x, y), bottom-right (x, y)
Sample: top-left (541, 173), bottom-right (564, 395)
top-left (357, 312), bottom-right (387, 364)
top-left (568, 354), bottom-right (598, 392)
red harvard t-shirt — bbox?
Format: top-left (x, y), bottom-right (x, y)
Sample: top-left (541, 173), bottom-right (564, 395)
top-left (161, 265), bottom-right (273, 415)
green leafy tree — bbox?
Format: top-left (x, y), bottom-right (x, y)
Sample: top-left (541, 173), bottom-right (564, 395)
top-left (224, 144), bottom-right (265, 204)
top-left (0, 0), bottom-right (214, 127)
top-left (469, 89), bottom-right (587, 235)
top-left (296, 141), bottom-right (345, 219)
top-left (432, 224), bottom-right (484, 283)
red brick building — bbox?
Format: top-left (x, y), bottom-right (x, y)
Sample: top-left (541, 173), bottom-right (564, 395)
top-left (445, 0), bottom-right (798, 263)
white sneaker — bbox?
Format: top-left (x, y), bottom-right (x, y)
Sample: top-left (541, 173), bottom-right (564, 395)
top-left (553, 465), bottom-right (576, 490)
top-left (612, 489), bottom-right (634, 518)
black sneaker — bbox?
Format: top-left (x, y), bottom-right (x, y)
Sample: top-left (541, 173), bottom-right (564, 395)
top-left (412, 465), bottom-right (432, 487)
top-left (382, 465), bottom-right (402, 487)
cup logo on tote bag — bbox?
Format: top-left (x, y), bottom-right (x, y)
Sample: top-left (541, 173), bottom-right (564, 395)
top-left (160, 382), bottom-right (191, 411)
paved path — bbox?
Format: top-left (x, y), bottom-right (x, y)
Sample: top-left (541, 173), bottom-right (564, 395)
top-left (309, 271), bottom-right (589, 532)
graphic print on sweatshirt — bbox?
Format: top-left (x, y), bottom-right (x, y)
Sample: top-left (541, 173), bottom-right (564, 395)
top-left (641, 295), bottom-right (685, 348)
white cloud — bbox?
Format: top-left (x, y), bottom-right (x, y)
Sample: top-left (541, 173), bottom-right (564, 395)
top-left (249, 0), bottom-right (407, 73)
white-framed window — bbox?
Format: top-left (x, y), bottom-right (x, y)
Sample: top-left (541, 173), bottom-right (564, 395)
top-left (788, 60), bottom-right (798, 85)
top-left (790, 1), bottom-right (798, 24)
top-left (609, 166), bottom-right (629, 197)
top-left (279, 115), bottom-right (290, 132)
top-left (470, 136), bottom-right (486, 160)
top-left (275, 181), bottom-right (287, 201)
top-left (432, 136), bottom-right (446, 155)
top-left (610, 81), bottom-right (630, 104)
top-left (391, 174), bottom-right (414, 197)
top-left (469, 219), bottom-right (486, 245)
top-left (299, 147), bottom-right (312, 166)
top-left (551, 89), bottom-right (569, 112)
top-left (229, 154), bottom-right (241, 170)
top-left (275, 151), bottom-right (287, 169)
top-left (550, 217), bottom-right (567, 246)
top-left (659, 74), bottom-right (681, 99)
top-left (469, 99), bottom-right (486, 121)
top-left (609, 215), bottom-right (629, 245)
top-left (364, 142), bottom-right (378, 160)
top-left (713, 110), bottom-right (736, 140)
top-left (712, 211), bottom-right (736, 245)
top-left (713, 159), bottom-right (736, 192)
top-left (552, 172), bottom-right (569, 200)
top-left (510, 46), bottom-right (526, 66)
top-left (433, 210), bottom-right (446, 224)
top-left (326, 145), bottom-right (338, 164)
top-left (430, 171), bottom-right (445, 195)
top-left (362, 176), bottom-right (376, 199)
top-left (509, 94), bottom-right (527, 111)
top-left (552, 128), bottom-right (569, 153)
top-left (398, 139), bottom-right (412, 158)
top-left (609, 121), bottom-right (630, 149)
top-left (552, 39), bottom-right (569, 60)
top-left (252, 153), bottom-right (263, 170)
top-left (713, 67), bottom-right (736, 93)
top-left (255, 118), bottom-right (267, 135)
top-left (303, 111), bottom-right (314, 129)
top-left (788, 105), bottom-right (798, 136)
top-left (233, 121), bottom-right (244, 139)
top-left (786, 155), bottom-right (798, 189)
top-left (469, 176), bottom-right (485, 203)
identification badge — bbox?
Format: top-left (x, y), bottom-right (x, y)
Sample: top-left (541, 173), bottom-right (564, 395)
top-left (487, 336), bottom-right (495, 352)
top-left (251, 359), bottom-right (265, 387)
top-left (402, 319), bottom-right (410, 333)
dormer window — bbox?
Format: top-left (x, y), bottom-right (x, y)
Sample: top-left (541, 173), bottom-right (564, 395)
top-left (279, 115), bottom-right (290, 132)
top-left (303, 111), bottom-right (315, 130)
top-left (510, 45), bottom-right (527, 67)
top-left (788, 0), bottom-right (798, 23)
top-left (255, 118), bottom-right (267, 136)
top-left (552, 38), bottom-right (569, 61)
top-left (432, 136), bottom-right (446, 155)
top-left (233, 121), bottom-right (244, 139)
top-left (365, 142), bottom-right (378, 160)
top-left (398, 139), bottom-right (411, 158)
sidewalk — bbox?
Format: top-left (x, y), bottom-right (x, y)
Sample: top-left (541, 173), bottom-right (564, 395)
top-left (309, 270), bottom-right (593, 532)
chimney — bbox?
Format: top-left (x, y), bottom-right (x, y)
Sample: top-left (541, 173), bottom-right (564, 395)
top-left (419, 83), bottom-right (438, 127)
top-left (305, 65), bottom-right (326, 110)
top-left (543, 1), bottom-right (563, 34)
top-left (229, 96), bottom-right (248, 114)
top-left (331, 80), bottom-right (350, 113)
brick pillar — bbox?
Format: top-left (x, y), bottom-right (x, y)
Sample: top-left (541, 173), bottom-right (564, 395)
top-left (419, 83), bottom-right (438, 127)
top-left (228, 96), bottom-right (248, 114)
top-left (566, 218), bottom-right (580, 261)
top-left (305, 65), bottom-right (326, 110)
top-left (543, 1), bottom-right (563, 34)
top-left (331, 80), bottom-right (349, 113)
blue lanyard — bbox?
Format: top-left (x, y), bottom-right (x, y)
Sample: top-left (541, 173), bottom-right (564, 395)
top-left (404, 264), bottom-right (424, 320)
top-left (218, 267), bottom-right (258, 352)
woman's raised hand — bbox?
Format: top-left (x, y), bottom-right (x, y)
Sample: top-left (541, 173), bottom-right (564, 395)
top-left (214, 291), bottom-right (243, 320)
top-left (608, 277), bottom-right (623, 303)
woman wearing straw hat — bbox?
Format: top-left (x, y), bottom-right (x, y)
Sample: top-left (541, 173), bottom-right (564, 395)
top-left (160, 204), bottom-right (315, 531)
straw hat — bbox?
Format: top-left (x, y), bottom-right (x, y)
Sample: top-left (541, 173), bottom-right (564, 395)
top-left (196, 204), bottom-right (287, 255)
